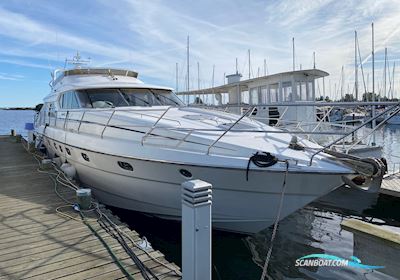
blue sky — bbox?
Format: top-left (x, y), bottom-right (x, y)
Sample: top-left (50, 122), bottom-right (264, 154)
top-left (0, 0), bottom-right (399, 107)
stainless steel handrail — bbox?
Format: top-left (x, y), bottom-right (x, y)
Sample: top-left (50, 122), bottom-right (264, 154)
top-left (309, 102), bottom-right (400, 165)
top-left (77, 111), bottom-right (86, 133)
top-left (141, 107), bottom-right (172, 145)
top-left (101, 110), bottom-right (116, 138)
top-left (206, 107), bottom-right (255, 155)
top-left (275, 106), bottom-right (288, 127)
top-left (63, 111), bottom-right (70, 130)
top-left (345, 106), bottom-right (400, 153)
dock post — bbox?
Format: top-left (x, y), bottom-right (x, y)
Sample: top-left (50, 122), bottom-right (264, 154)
top-left (181, 179), bottom-right (212, 280)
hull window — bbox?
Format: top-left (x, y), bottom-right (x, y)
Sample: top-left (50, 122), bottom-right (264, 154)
top-left (179, 169), bottom-right (192, 178)
top-left (66, 147), bottom-right (71, 155)
top-left (117, 161), bottom-right (134, 171)
top-left (53, 142), bottom-right (57, 150)
top-left (81, 153), bottom-right (90, 162)
top-left (59, 145), bottom-right (63, 152)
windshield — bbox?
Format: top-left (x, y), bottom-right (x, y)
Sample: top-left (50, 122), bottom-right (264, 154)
top-left (77, 88), bottom-right (184, 108)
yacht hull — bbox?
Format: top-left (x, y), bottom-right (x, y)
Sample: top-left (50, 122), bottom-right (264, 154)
top-left (44, 136), bottom-right (346, 234)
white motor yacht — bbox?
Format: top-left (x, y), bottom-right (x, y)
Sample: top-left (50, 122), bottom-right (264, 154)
top-left (33, 64), bottom-right (382, 234)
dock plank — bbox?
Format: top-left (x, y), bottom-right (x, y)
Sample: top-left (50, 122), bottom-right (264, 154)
top-left (381, 173), bottom-right (400, 197)
top-left (0, 136), bottom-right (181, 279)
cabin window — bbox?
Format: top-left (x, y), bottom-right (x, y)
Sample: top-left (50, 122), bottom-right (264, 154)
top-left (249, 88), bottom-right (259, 105)
top-left (269, 84), bottom-right (279, 103)
top-left (86, 89), bottom-right (128, 108)
top-left (61, 91), bottom-right (81, 109)
top-left (307, 81), bottom-right (314, 100)
top-left (282, 82), bottom-right (292, 102)
top-left (296, 82), bottom-right (308, 101)
top-left (260, 86), bottom-right (267, 104)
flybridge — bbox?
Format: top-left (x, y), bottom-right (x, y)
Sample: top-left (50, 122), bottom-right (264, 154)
top-left (50, 68), bottom-right (139, 88)
top-left (50, 52), bottom-right (139, 88)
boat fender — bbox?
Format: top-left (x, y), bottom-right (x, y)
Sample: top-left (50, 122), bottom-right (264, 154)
top-left (52, 157), bottom-right (62, 167)
top-left (246, 151), bottom-right (278, 181)
top-left (60, 163), bottom-right (77, 180)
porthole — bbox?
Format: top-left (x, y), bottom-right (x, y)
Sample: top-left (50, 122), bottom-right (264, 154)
top-left (53, 142), bottom-right (57, 150)
top-left (65, 147), bottom-right (71, 155)
top-left (81, 153), bottom-right (90, 162)
top-left (59, 145), bottom-right (63, 152)
top-left (118, 161), bottom-right (134, 171)
top-left (179, 169), bottom-right (192, 178)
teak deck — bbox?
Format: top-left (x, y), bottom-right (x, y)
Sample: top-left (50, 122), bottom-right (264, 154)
top-left (0, 136), bottom-right (181, 280)
top-left (381, 172), bottom-right (400, 198)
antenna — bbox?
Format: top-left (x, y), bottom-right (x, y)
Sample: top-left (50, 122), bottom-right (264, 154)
top-left (64, 51), bottom-right (90, 69)
top-left (223, 72), bottom-right (226, 85)
top-left (292, 37), bottom-right (295, 71)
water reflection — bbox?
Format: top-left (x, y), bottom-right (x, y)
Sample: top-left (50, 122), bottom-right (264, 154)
top-left (245, 189), bottom-right (400, 279)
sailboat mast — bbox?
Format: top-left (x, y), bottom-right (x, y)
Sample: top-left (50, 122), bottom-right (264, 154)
top-left (393, 62), bottom-right (396, 99)
top-left (292, 37), bottom-right (295, 71)
top-left (175, 62), bottom-right (178, 92)
top-left (384, 47), bottom-right (387, 99)
top-left (197, 62), bottom-right (200, 90)
top-left (248, 49), bottom-right (251, 79)
top-left (186, 36), bottom-right (190, 92)
top-left (341, 65), bottom-right (344, 100)
top-left (264, 59), bottom-right (267, 76)
top-left (212, 65), bottom-right (215, 88)
top-left (355, 31), bottom-right (358, 101)
top-left (371, 22), bottom-right (376, 145)
top-left (235, 58), bottom-right (238, 74)
top-left (313, 51), bottom-right (316, 69)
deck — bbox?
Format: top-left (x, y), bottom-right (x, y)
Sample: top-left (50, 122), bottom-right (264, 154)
top-left (0, 136), bottom-right (181, 280)
top-left (381, 172), bottom-right (400, 198)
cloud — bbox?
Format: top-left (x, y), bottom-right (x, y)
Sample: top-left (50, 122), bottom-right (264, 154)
top-left (0, 72), bottom-right (24, 80)
top-left (0, 0), bottom-right (399, 101)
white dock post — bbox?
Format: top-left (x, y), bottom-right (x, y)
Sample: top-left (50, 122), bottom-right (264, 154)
top-left (181, 179), bottom-right (212, 280)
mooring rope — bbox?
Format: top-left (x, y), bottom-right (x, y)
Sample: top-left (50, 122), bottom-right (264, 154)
top-left (260, 160), bottom-right (289, 280)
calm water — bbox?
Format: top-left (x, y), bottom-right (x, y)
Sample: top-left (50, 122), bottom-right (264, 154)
top-left (0, 109), bottom-right (35, 137)
top-left (2, 110), bottom-right (400, 279)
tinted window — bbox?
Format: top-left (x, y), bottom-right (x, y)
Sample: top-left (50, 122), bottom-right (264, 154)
top-left (77, 88), bottom-right (184, 108)
top-left (86, 89), bottom-right (128, 108)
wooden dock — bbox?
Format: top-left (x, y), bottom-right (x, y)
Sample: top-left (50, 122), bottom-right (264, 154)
top-left (381, 172), bottom-right (400, 198)
top-left (0, 136), bottom-right (181, 280)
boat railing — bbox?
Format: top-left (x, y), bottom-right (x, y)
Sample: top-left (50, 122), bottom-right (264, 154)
top-left (46, 103), bottom-right (399, 165)
top-left (56, 106), bottom-right (181, 136)
top-left (141, 106), bottom-right (172, 145)
top-left (206, 106), bottom-right (255, 155)
top-left (309, 102), bottom-right (400, 165)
